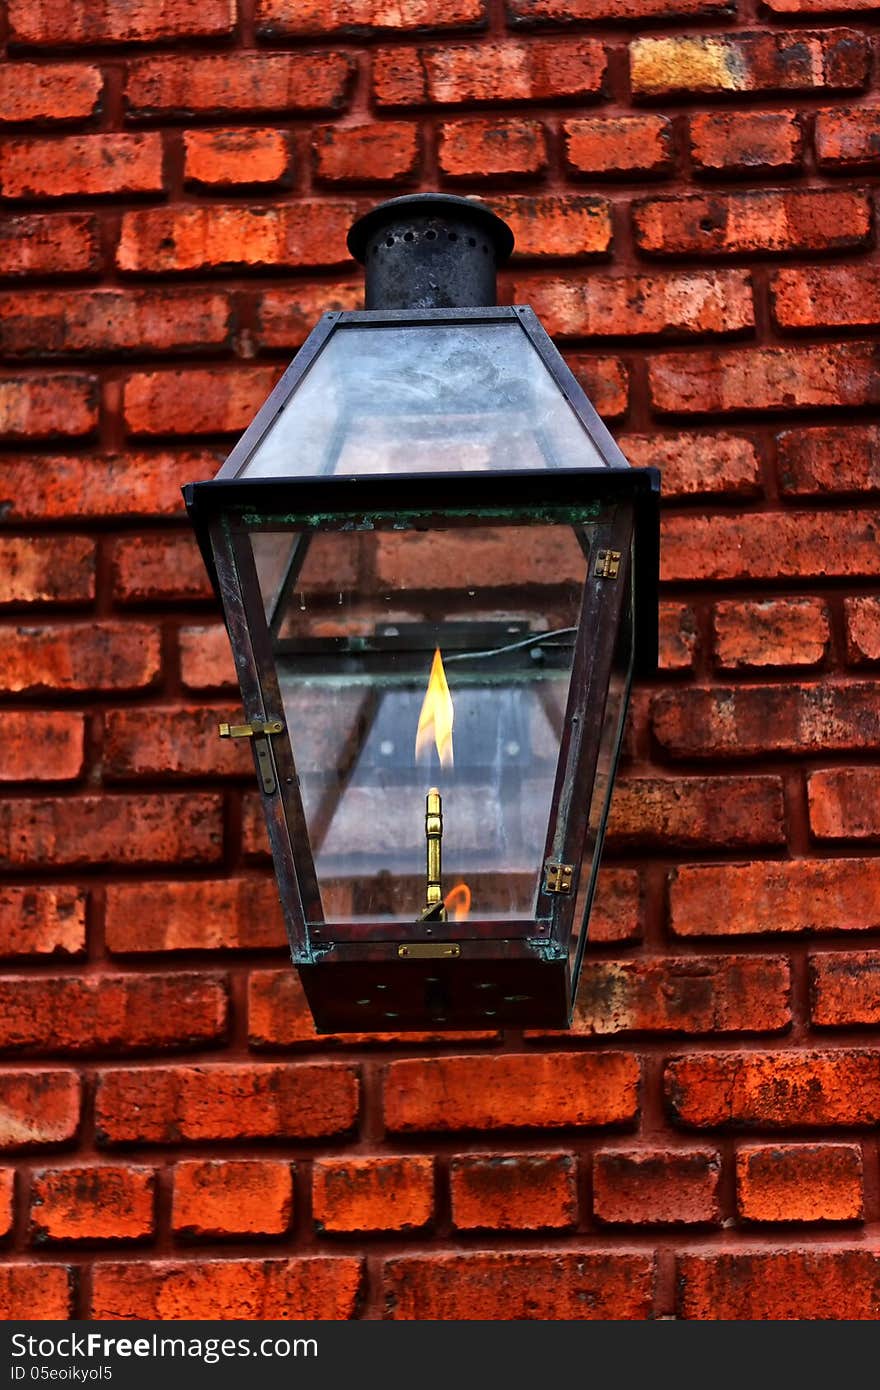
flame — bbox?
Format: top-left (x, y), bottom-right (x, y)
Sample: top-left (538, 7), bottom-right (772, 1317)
top-left (444, 882), bottom-right (471, 922)
top-left (415, 647), bottom-right (454, 768)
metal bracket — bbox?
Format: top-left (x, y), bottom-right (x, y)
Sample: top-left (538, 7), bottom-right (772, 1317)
top-left (218, 718), bottom-right (284, 795)
top-left (545, 862), bottom-right (574, 894)
top-left (398, 943), bottom-right (461, 959)
top-left (594, 550), bottom-right (621, 580)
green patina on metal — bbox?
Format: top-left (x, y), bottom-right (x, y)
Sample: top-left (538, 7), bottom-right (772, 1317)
top-left (238, 499), bottom-right (606, 530)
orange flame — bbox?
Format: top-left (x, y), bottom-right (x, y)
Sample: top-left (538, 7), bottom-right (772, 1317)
top-left (415, 647), bottom-right (454, 768)
top-left (444, 882), bottom-right (471, 922)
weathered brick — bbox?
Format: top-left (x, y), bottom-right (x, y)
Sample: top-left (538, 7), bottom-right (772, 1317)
top-left (667, 1050), bottom-right (880, 1127)
top-left (634, 188), bottom-right (871, 257)
top-left (810, 952), bottom-right (880, 1027)
top-left (314, 122), bottom-right (420, 184)
top-left (31, 1166), bottom-right (156, 1242)
top-left (607, 775), bottom-right (784, 849)
top-left (0, 622), bottom-right (160, 693)
top-left (809, 768), bottom-right (880, 839)
top-left (664, 512), bottom-right (880, 582)
top-left (593, 1148), bottom-right (721, 1225)
top-left (0, 794), bottom-right (222, 869)
top-left (173, 1160), bottom-right (293, 1238)
top-left (184, 130), bottom-right (292, 188)
top-left (90, 1257), bottom-right (362, 1319)
top-left (179, 624), bottom-right (237, 690)
top-left (816, 107), bottom-right (880, 170)
top-left (450, 1153), bottom-right (577, 1231)
top-left (512, 269), bottom-right (753, 339)
top-left (0, 452), bottom-right (218, 522)
top-left (0, 1071), bottom-right (80, 1150)
top-left (737, 1144), bottom-right (863, 1223)
top-left (313, 1156), bottom-right (433, 1233)
top-left (105, 706), bottom-right (252, 780)
top-left (0, 1172), bottom-right (14, 1239)
top-left (260, 0), bottom-right (486, 33)
top-left (659, 602), bottom-right (698, 671)
top-left (690, 110), bottom-right (803, 174)
top-left (845, 597), bottom-right (880, 662)
top-left (123, 366), bottom-right (281, 436)
top-left (439, 118), bottom-right (548, 177)
top-left (670, 858), bottom-right (880, 938)
top-left (713, 598), bottom-right (830, 669)
top-left (631, 31), bottom-right (868, 99)
top-left (508, 0), bottom-right (735, 20)
top-left (384, 1053), bottom-right (639, 1131)
top-left (117, 205), bottom-right (357, 274)
top-left (0, 1264), bottom-right (72, 1319)
top-left (653, 683), bottom-right (880, 759)
top-left (0, 64), bottom-right (103, 124)
top-left (0, 973), bottom-right (227, 1055)
top-left (375, 527), bottom-right (585, 590)
top-left (111, 535), bottom-right (213, 603)
top-left (373, 40), bottom-right (607, 107)
top-left (766, 0), bottom-right (880, 13)
top-left (0, 536), bottom-right (94, 605)
top-left (1, 134), bottom-right (163, 199)
top-left (0, 375), bottom-right (97, 440)
top-left (771, 266), bottom-right (880, 332)
top-left (590, 868), bottom-right (642, 943)
top-left (777, 425), bottom-right (880, 495)
top-left (564, 114), bottom-right (673, 177)
top-left (0, 887), bottom-right (86, 958)
top-left (678, 1250), bottom-right (880, 1320)
top-left (0, 289), bottom-right (231, 358)
top-left (620, 431), bottom-right (761, 497)
top-left (384, 1251), bottom-right (654, 1319)
top-left (0, 711), bottom-right (84, 783)
top-left (0, 214), bottom-right (100, 278)
top-left (9, 0), bottom-right (235, 46)
top-left (127, 53), bottom-right (353, 120)
top-left (96, 1064), bottom-right (359, 1144)
top-left (565, 355), bottom-right (628, 418)
top-left (106, 878), bottom-right (284, 954)
top-left (649, 343), bottom-right (880, 414)
top-left (255, 283), bottom-right (362, 351)
top-left (490, 195), bottom-right (611, 258)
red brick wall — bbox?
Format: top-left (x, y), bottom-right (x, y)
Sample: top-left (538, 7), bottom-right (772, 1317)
top-left (1, 0), bottom-right (880, 1322)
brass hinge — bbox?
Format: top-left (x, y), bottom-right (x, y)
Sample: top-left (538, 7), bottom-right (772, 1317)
top-left (218, 718), bottom-right (284, 795)
top-left (398, 943), bottom-right (461, 959)
top-left (545, 862), bottom-right (574, 894)
top-left (594, 549), bottom-right (621, 580)
top-left (218, 719), bottom-right (284, 740)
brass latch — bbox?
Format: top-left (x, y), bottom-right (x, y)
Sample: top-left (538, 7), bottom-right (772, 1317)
top-left (218, 719), bottom-right (284, 739)
top-left (218, 718), bottom-right (284, 795)
top-left (399, 943), bottom-right (461, 959)
top-left (594, 550), bottom-right (621, 579)
top-left (545, 862), bottom-right (574, 894)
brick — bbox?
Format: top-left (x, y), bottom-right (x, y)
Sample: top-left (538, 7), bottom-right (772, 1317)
top-left (0, 375), bottom-right (97, 440)
top-left (0, 887), bottom-right (86, 958)
top-left (630, 31), bottom-right (868, 99)
top-left (96, 1063), bottom-right (359, 1144)
top-left (490, 195), bottom-right (611, 258)
top-left (816, 107), bottom-right (880, 170)
top-left (0, 973), bottom-right (227, 1055)
top-left (1, 134), bottom-right (163, 199)
top-left (513, 269), bottom-right (752, 340)
top-left (9, 0), bottom-right (235, 45)
top-left (650, 343), bottom-right (880, 414)
top-left (620, 431), bottom-right (761, 497)
top-left (91, 1257), bottom-right (362, 1319)
top-left (564, 114), bottom-right (673, 177)
top-left (737, 1144), bottom-right (862, 1223)
top-left (0, 711), bottom-right (84, 783)
top-left (0, 451), bottom-right (218, 523)
top-left (0, 64), bottom-right (102, 125)
top-left (106, 878), bottom-right (284, 954)
top-left (384, 1053), bottom-right (638, 1132)
top-left (670, 859), bottom-right (880, 938)
top-left (385, 1251), bottom-right (654, 1320)
top-left (593, 1148), bottom-right (720, 1225)
top-left (111, 535), bottom-right (213, 603)
top-left (590, 868), bottom-right (641, 943)
top-left (568, 955), bottom-right (789, 1035)
top-left (634, 188), bottom-right (870, 257)
top-left (450, 1153), bottom-right (576, 1231)
top-left (0, 289), bottom-right (231, 358)
top-left (314, 122), bottom-right (420, 184)
top-left (607, 775), bottom-right (784, 849)
top-left (678, 1250), bottom-right (880, 1320)
top-left (777, 425), bottom-right (880, 495)
top-left (173, 1160), bottom-right (293, 1238)
top-left (255, 283), bottom-right (362, 351)
top-left (118, 205), bottom-right (356, 275)
top-left (653, 683), bottom-right (880, 759)
top-left (184, 129), bottom-right (291, 189)
top-left (771, 265), bottom-right (880, 333)
top-left (179, 624), bottom-right (237, 690)
top-left (809, 769), bottom-right (880, 839)
top-left (0, 536), bottom-right (94, 605)
top-left (767, 0), bottom-right (880, 12)
top-left (845, 598), bottom-right (880, 662)
top-left (439, 118), bottom-right (547, 178)
top-left (242, 793), bottom-right (270, 860)
top-left (508, 0), bottom-right (734, 19)
top-left (0, 1172), bottom-right (14, 1238)
top-left (565, 355), bottom-right (628, 418)
top-left (126, 53), bottom-right (354, 117)
top-left (373, 39), bottom-right (607, 107)
top-left (375, 527), bottom-right (585, 590)
top-left (0, 214), bottom-right (100, 277)
top-left (713, 598), bottom-right (830, 669)
top-left (123, 366), bottom-right (281, 436)
top-left (0, 622), bottom-right (160, 693)
top-left (31, 1166), bottom-right (155, 1242)
top-left (313, 1156), bottom-right (433, 1234)
top-left (690, 110), bottom-right (803, 174)
top-left (667, 1050), bottom-right (880, 1127)
top-left (810, 952), bottom-right (880, 1027)
top-left (258, 0), bottom-right (486, 33)
top-left (0, 1071), bottom-right (80, 1150)
top-left (0, 794), bottom-right (222, 869)
top-left (658, 602), bottom-right (698, 671)
top-left (105, 706), bottom-right (254, 779)
top-left (0, 1265), bottom-right (72, 1319)
top-left (667, 512), bottom-right (880, 582)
